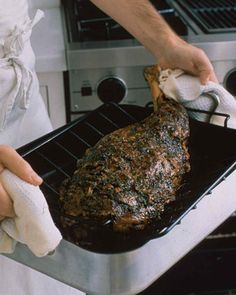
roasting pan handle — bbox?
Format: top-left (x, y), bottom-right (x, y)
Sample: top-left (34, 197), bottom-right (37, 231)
top-left (185, 108), bottom-right (230, 128)
top-left (146, 92), bottom-right (230, 128)
top-left (186, 91), bottom-right (230, 127)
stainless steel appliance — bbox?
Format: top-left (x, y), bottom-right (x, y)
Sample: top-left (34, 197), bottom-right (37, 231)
top-left (63, 0), bottom-right (188, 121)
top-left (62, 0), bottom-right (236, 121)
top-left (5, 103), bottom-right (236, 295)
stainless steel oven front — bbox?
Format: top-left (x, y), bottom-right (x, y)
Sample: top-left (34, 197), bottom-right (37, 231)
top-left (67, 64), bottom-right (153, 121)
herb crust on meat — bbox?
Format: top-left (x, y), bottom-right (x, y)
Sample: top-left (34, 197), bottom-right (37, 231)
top-left (60, 97), bottom-right (190, 236)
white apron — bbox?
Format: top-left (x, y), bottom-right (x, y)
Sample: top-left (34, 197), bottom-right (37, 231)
top-left (0, 9), bottom-right (53, 148)
top-left (0, 1), bottom-right (84, 294)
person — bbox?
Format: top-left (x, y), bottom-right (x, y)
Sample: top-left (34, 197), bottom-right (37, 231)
top-left (0, 1), bottom-right (84, 294)
top-left (0, 0), bottom-right (217, 294)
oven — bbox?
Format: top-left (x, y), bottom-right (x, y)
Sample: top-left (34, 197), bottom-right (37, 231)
top-left (140, 214), bottom-right (236, 295)
top-left (62, 0), bottom-right (236, 122)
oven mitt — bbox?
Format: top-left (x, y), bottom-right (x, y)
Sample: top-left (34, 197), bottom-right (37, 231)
top-left (0, 169), bottom-right (62, 257)
top-left (158, 69), bottom-right (236, 129)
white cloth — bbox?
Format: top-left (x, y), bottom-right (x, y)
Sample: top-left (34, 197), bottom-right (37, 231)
top-left (159, 69), bottom-right (236, 129)
top-left (0, 1), bottom-right (28, 39)
top-left (0, 169), bottom-right (62, 257)
top-left (0, 9), bottom-right (43, 130)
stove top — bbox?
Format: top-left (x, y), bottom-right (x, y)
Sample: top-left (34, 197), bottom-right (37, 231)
top-left (63, 0), bottom-right (236, 44)
top-left (173, 0), bottom-right (236, 34)
top-left (63, 0), bottom-right (188, 43)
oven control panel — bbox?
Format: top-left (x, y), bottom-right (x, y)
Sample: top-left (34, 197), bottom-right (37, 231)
top-left (69, 66), bottom-right (152, 116)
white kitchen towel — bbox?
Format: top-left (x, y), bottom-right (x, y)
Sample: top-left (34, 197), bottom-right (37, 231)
top-left (0, 169), bottom-right (62, 257)
top-left (158, 69), bottom-right (236, 129)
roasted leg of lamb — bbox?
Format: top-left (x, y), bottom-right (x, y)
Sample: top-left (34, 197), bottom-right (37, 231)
top-left (60, 66), bottom-right (190, 240)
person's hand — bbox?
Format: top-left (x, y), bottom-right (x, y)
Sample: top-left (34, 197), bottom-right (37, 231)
top-left (0, 145), bottom-right (42, 219)
top-left (157, 36), bottom-right (218, 85)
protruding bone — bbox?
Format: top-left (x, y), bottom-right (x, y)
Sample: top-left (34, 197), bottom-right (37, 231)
top-left (144, 65), bottom-right (164, 112)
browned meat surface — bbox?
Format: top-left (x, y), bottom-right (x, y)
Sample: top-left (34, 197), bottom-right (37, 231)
top-left (60, 97), bottom-right (190, 236)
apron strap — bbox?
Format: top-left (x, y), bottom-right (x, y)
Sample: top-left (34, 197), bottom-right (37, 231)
top-left (0, 10), bottom-right (44, 131)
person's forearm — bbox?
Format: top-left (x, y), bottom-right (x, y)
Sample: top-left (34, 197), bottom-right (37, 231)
top-left (90, 0), bottom-right (218, 83)
top-left (90, 0), bottom-right (179, 60)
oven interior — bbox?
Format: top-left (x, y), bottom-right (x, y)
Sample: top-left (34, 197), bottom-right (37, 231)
top-left (139, 244), bottom-right (236, 295)
top-left (17, 102), bottom-right (236, 253)
top-left (140, 214), bottom-right (236, 294)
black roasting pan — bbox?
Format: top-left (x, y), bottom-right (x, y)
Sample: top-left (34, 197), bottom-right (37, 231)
top-left (17, 103), bottom-right (236, 253)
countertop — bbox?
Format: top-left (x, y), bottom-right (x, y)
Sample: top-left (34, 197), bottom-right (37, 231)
top-left (30, 7), bottom-right (67, 73)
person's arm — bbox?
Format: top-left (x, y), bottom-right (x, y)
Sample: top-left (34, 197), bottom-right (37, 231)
top-left (90, 0), bottom-right (217, 84)
top-left (0, 145), bottom-right (42, 218)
